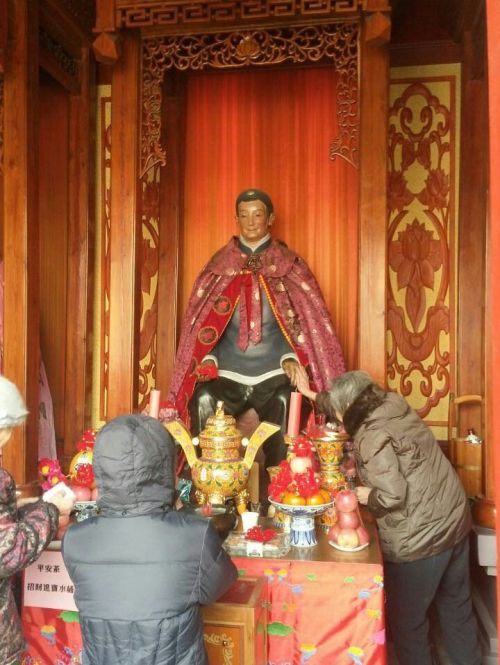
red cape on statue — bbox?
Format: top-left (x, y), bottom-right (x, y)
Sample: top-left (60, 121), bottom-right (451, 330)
top-left (168, 237), bottom-right (346, 421)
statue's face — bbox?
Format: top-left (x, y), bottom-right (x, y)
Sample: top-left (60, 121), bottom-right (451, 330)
top-left (236, 200), bottom-right (274, 244)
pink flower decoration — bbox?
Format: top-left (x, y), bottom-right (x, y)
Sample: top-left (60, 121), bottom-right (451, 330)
top-left (38, 458), bottom-right (61, 478)
top-left (42, 471), bottom-right (67, 491)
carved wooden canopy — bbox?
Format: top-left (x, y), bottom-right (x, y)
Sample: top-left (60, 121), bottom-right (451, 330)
top-left (101, 0), bottom-right (365, 35)
top-left (93, 1), bottom-right (392, 172)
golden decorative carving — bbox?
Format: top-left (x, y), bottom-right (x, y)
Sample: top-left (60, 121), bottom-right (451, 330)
top-left (203, 632), bottom-right (235, 665)
top-left (141, 22), bottom-right (358, 175)
top-left (138, 170), bottom-right (160, 409)
top-left (387, 78), bottom-right (456, 421)
top-left (117, 0), bottom-right (362, 30)
top-left (99, 94), bottom-right (112, 422)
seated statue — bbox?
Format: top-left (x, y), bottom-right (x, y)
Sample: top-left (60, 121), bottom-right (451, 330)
top-left (168, 188), bottom-right (345, 474)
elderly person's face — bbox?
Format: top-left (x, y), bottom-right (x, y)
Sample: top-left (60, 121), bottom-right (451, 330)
top-left (236, 200), bottom-right (274, 244)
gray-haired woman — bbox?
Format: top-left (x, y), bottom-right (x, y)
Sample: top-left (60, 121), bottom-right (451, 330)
top-left (0, 376), bottom-right (73, 665)
top-left (296, 368), bottom-right (480, 665)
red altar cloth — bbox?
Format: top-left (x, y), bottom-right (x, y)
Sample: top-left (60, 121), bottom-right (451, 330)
top-left (21, 525), bottom-right (385, 665)
top-left (231, 555), bottom-right (385, 665)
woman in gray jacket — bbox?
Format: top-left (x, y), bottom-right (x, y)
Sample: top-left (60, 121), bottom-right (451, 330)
top-left (62, 414), bottom-right (237, 665)
top-left (297, 369), bottom-right (480, 665)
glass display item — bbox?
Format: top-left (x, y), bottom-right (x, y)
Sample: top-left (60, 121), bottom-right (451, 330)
top-left (223, 530), bottom-right (291, 558)
top-left (269, 499), bottom-right (334, 548)
top-left (73, 501), bottom-right (98, 522)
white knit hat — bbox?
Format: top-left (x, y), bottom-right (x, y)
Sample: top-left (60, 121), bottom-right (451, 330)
top-left (0, 376), bottom-right (29, 429)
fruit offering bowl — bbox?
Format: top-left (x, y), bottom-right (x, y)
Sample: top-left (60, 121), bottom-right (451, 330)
top-left (269, 499), bottom-right (334, 548)
top-left (327, 489), bottom-right (371, 551)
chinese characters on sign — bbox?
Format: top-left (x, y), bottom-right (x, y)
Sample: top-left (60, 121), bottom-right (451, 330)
top-left (24, 550), bottom-right (77, 611)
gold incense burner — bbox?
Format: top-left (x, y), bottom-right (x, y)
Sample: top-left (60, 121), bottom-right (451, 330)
top-left (166, 401), bottom-right (279, 509)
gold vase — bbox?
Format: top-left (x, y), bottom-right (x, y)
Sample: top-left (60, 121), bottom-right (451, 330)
top-left (310, 428), bottom-right (349, 531)
top-left (311, 430), bottom-right (349, 493)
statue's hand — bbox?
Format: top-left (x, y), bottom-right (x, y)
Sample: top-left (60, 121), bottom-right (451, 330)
top-left (281, 358), bottom-right (301, 386)
top-left (196, 359), bottom-right (218, 383)
top-left (293, 365), bottom-right (318, 402)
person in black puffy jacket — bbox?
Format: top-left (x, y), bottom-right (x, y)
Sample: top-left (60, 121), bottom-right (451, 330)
top-left (62, 414), bottom-right (237, 665)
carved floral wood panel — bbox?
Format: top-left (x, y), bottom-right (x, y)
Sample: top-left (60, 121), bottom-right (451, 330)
top-left (387, 66), bottom-right (460, 434)
top-left (138, 167), bottom-right (160, 410)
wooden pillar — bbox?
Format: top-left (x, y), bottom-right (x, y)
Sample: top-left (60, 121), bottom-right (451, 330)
top-left (107, 31), bottom-right (141, 418)
top-left (2, 0), bottom-right (40, 482)
top-left (63, 46), bottom-right (95, 459)
top-left (485, 0), bottom-right (500, 534)
top-left (358, 6), bottom-right (390, 385)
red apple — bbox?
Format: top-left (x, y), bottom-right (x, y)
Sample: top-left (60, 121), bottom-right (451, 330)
top-left (356, 525), bottom-right (370, 546)
top-left (91, 487), bottom-right (99, 501)
top-left (337, 528), bottom-right (360, 548)
top-left (335, 489), bottom-right (358, 513)
top-left (69, 483), bottom-right (92, 502)
top-left (337, 510), bottom-right (360, 530)
top-left (327, 524), bottom-right (341, 543)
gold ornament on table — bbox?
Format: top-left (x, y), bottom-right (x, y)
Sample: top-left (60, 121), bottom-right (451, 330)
top-left (166, 401), bottom-right (280, 511)
top-left (308, 424), bottom-right (349, 530)
top-left (309, 425), bottom-right (349, 492)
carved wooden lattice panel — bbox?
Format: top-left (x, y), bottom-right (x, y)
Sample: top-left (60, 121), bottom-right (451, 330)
top-left (387, 65), bottom-right (460, 436)
top-left (141, 23), bottom-right (358, 177)
top-left (117, 0), bottom-right (362, 30)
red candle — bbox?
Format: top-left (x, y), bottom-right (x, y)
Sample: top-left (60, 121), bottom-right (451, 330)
top-left (149, 389), bottom-right (161, 419)
top-left (287, 391), bottom-right (302, 436)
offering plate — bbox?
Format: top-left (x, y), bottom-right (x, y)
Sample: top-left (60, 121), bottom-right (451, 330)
top-left (269, 500), bottom-right (334, 548)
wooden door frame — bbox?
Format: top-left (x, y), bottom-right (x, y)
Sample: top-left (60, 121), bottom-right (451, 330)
top-left (1, 0), bottom-right (94, 479)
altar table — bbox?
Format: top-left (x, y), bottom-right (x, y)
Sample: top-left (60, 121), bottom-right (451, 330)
top-left (20, 521), bottom-right (386, 665)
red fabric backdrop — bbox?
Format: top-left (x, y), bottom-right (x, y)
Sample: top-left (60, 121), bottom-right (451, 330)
top-left (180, 66), bottom-right (359, 370)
